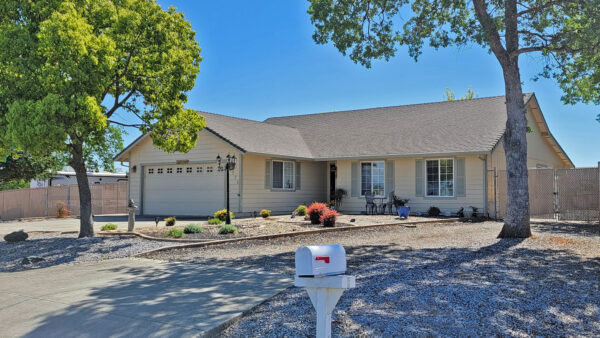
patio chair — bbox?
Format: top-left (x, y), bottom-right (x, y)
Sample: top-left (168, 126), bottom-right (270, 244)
top-left (365, 191), bottom-right (376, 215)
top-left (384, 191), bottom-right (395, 215)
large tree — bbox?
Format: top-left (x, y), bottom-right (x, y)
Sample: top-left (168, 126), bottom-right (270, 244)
top-left (0, 0), bottom-right (205, 237)
top-left (308, 0), bottom-right (599, 238)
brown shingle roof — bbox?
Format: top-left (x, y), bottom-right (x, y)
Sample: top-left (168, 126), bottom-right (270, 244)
top-left (263, 94), bottom-right (534, 159)
top-left (201, 111), bottom-right (313, 158)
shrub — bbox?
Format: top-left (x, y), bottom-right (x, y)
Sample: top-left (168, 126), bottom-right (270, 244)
top-left (165, 217), bottom-right (176, 227)
top-left (183, 224), bottom-right (204, 234)
top-left (295, 205), bottom-right (307, 216)
top-left (207, 218), bottom-right (223, 225)
top-left (320, 209), bottom-right (339, 227)
top-left (260, 209), bottom-right (271, 218)
top-left (165, 228), bottom-right (184, 238)
top-left (307, 202), bottom-right (329, 224)
top-left (427, 206), bottom-right (441, 217)
top-left (101, 223), bottom-right (118, 231)
top-left (56, 201), bottom-right (71, 218)
top-left (218, 224), bottom-right (238, 235)
top-left (470, 206), bottom-right (479, 218)
top-left (214, 209), bottom-right (234, 222)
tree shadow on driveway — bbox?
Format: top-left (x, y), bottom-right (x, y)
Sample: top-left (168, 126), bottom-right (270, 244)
top-left (8, 261), bottom-right (290, 337)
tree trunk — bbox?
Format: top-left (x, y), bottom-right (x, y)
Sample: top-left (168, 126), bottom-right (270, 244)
top-left (498, 59), bottom-right (531, 238)
top-left (70, 144), bottom-right (94, 238)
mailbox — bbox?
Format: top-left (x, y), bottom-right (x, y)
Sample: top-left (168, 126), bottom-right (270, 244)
top-left (295, 244), bottom-right (346, 277)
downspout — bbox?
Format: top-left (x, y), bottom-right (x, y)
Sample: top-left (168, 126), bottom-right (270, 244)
top-left (478, 155), bottom-right (488, 217)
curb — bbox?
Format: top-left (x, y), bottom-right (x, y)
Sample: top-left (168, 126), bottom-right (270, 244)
top-left (136, 218), bottom-right (459, 257)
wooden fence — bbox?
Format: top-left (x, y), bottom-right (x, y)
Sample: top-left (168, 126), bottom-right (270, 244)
top-left (0, 181), bottom-right (128, 221)
top-left (488, 164), bottom-right (599, 222)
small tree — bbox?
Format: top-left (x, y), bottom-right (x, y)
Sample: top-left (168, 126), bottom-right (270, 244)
top-left (307, 0), bottom-right (599, 238)
top-left (0, 0), bottom-right (204, 237)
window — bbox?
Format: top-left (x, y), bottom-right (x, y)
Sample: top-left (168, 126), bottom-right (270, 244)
top-left (207, 166), bottom-right (213, 173)
top-left (361, 161), bottom-right (385, 196)
top-left (426, 159), bottom-right (454, 197)
top-left (157, 168), bottom-right (163, 174)
top-left (196, 166), bottom-right (203, 173)
top-left (272, 160), bottom-right (294, 190)
top-left (167, 168), bottom-right (173, 174)
top-left (148, 168), bottom-right (154, 174)
top-left (176, 167), bottom-right (182, 174)
top-left (186, 167), bottom-right (192, 173)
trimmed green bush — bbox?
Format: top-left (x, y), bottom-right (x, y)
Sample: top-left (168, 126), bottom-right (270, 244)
top-left (165, 228), bottom-right (184, 238)
top-left (295, 205), bottom-right (307, 216)
top-left (427, 206), bottom-right (441, 217)
top-left (218, 224), bottom-right (238, 235)
top-left (101, 223), bottom-right (118, 231)
top-left (260, 209), bottom-right (271, 218)
top-left (165, 217), bottom-right (176, 227)
top-left (183, 224), bottom-right (204, 234)
top-left (207, 217), bottom-right (222, 225)
top-left (214, 209), bottom-right (234, 222)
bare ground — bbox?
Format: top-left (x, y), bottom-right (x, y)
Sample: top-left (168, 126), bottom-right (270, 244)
top-left (147, 220), bottom-right (600, 337)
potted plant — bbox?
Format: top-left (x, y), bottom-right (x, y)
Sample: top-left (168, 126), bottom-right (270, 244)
top-left (393, 196), bottom-right (410, 219)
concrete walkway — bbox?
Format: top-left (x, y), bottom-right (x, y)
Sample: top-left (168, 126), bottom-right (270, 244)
top-left (0, 258), bottom-right (291, 337)
top-left (0, 215), bottom-right (209, 235)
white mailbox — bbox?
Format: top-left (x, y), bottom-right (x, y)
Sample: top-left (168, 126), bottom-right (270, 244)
top-left (295, 244), bottom-right (346, 277)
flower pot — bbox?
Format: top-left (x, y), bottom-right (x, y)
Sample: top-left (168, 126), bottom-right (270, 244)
top-left (397, 206), bottom-right (410, 219)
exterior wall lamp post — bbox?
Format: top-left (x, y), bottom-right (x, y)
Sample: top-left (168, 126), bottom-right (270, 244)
top-left (217, 154), bottom-right (236, 224)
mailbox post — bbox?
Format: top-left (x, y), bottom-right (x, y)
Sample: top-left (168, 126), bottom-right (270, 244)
top-left (295, 244), bottom-right (356, 338)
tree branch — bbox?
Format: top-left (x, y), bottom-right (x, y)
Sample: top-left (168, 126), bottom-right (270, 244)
top-left (107, 120), bottom-right (143, 128)
top-left (472, 0), bottom-right (508, 63)
top-left (105, 90), bottom-right (136, 118)
top-left (517, 0), bottom-right (571, 17)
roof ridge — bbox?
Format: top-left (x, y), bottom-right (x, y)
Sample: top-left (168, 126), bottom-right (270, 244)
top-left (264, 93), bottom-right (534, 121)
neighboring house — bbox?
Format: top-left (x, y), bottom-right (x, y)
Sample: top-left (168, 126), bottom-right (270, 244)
top-left (30, 166), bottom-right (128, 188)
top-left (114, 93), bottom-right (573, 217)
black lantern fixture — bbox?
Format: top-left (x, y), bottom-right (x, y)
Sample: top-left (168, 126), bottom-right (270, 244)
top-left (217, 153), bottom-right (236, 224)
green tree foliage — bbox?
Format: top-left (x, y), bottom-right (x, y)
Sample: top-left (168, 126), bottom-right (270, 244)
top-left (0, 151), bottom-right (63, 190)
top-left (0, 0), bottom-right (204, 236)
top-left (443, 86), bottom-right (476, 101)
top-left (308, 0), bottom-right (599, 238)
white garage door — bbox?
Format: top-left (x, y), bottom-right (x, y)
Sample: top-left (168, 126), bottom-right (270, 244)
top-left (143, 164), bottom-right (224, 216)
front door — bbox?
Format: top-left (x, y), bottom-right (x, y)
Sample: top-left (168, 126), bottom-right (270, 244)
top-left (329, 163), bottom-right (336, 201)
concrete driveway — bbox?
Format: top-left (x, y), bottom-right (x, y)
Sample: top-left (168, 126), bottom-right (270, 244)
top-left (0, 215), bottom-right (210, 235)
top-left (0, 258), bottom-right (291, 337)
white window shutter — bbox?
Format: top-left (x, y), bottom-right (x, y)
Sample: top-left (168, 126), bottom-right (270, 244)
top-left (385, 160), bottom-right (395, 195)
top-left (455, 158), bottom-right (466, 197)
top-left (351, 162), bottom-right (359, 197)
top-left (415, 160), bottom-right (424, 197)
top-left (265, 160), bottom-right (272, 190)
top-left (295, 162), bottom-right (301, 190)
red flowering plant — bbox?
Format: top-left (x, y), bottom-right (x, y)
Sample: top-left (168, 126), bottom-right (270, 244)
top-left (307, 202), bottom-right (328, 224)
top-left (320, 209), bottom-right (339, 227)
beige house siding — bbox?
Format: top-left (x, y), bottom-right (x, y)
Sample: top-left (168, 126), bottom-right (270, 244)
top-left (489, 104), bottom-right (572, 170)
top-left (241, 154), bottom-right (327, 214)
top-left (127, 131), bottom-right (241, 215)
top-left (334, 156), bottom-right (486, 215)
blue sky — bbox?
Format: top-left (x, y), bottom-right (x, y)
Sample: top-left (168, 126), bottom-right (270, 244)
top-left (114, 0), bottom-right (599, 168)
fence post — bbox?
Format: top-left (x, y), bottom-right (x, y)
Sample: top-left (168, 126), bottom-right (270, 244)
top-left (45, 186), bottom-right (49, 217)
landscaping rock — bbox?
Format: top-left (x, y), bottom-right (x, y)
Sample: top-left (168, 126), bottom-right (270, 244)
top-left (21, 256), bottom-right (45, 265)
top-left (4, 230), bottom-right (28, 243)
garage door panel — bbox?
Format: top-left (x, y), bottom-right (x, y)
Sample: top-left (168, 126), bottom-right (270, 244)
top-left (143, 165), bottom-right (224, 216)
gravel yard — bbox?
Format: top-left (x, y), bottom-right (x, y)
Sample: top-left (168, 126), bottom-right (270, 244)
top-left (0, 233), bottom-right (172, 272)
top-left (136, 215), bottom-right (441, 240)
top-left (147, 220), bottom-right (600, 336)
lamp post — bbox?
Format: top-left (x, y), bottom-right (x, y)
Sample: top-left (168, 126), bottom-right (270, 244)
top-left (217, 154), bottom-right (236, 224)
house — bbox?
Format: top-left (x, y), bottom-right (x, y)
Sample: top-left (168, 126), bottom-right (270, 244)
top-left (30, 166), bottom-right (128, 188)
top-left (114, 93), bottom-right (573, 217)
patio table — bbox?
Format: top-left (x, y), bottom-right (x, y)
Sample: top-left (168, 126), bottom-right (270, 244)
top-left (373, 197), bottom-right (386, 214)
